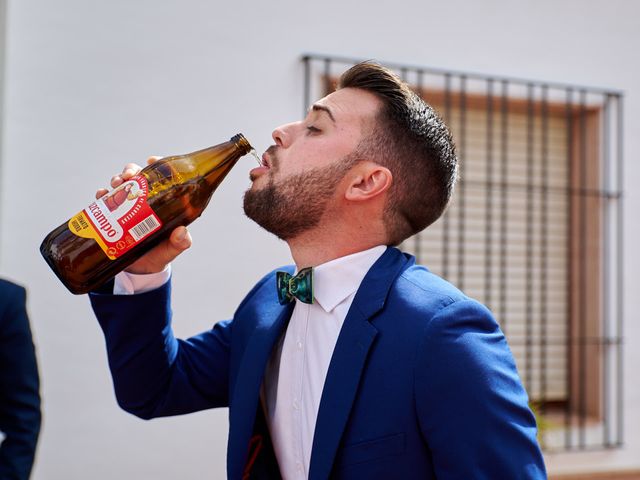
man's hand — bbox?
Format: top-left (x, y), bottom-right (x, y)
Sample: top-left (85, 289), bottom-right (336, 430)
top-left (95, 157), bottom-right (192, 274)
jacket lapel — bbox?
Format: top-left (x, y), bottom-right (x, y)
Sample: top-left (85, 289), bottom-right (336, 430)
top-left (227, 282), bottom-right (294, 480)
top-left (308, 247), bottom-right (411, 480)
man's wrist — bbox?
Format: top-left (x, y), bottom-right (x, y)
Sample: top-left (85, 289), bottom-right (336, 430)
top-left (113, 265), bottom-right (171, 295)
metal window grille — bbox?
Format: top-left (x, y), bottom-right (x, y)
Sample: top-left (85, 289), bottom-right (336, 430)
top-left (302, 54), bottom-right (624, 452)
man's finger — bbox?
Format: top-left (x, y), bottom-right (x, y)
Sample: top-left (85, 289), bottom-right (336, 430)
top-left (121, 163), bottom-right (142, 179)
top-left (167, 226), bottom-right (192, 255)
top-left (110, 163), bottom-right (143, 188)
top-left (110, 175), bottom-right (124, 189)
top-left (123, 227), bottom-right (191, 275)
top-left (157, 227), bottom-right (193, 268)
top-left (95, 188), bottom-right (109, 200)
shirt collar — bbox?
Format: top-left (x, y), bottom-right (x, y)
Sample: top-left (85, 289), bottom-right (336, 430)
top-left (309, 245), bottom-right (387, 313)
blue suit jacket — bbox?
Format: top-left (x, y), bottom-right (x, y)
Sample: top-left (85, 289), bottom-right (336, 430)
top-left (0, 279), bottom-right (41, 480)
top-left (90, 247), bottom-right (546, 479)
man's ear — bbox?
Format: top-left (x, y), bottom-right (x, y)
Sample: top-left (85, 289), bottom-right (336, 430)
top-left (344, 162), bottom-right (392, 201)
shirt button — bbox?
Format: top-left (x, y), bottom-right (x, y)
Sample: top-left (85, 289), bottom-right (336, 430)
top-left (293, 399), bottom-right (299, 410)
top-left (296, 462), bottom-right (303, 473)
top-left (297, 341), bottom-right (303, 350)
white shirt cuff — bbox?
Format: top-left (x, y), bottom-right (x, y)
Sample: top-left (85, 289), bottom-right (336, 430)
top-left (113, 265), bottom-right (171, 295)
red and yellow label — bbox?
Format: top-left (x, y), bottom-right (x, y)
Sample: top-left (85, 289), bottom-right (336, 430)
top-left (69, 176), bottom-right (162, 260)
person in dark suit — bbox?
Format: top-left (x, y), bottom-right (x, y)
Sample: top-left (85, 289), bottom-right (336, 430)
top-left (0, 279), bottom-right (41, 480)
top-left (90, 62), bottom-right (547, 479)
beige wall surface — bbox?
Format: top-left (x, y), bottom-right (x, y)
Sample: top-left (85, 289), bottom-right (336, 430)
top-left (1, 0), bottom-right (638, 478)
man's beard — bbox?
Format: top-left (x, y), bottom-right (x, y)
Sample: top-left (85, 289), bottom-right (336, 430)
top-left (243, 155), bottom-right (358, 241)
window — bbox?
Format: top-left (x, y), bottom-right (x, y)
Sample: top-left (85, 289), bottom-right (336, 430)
top-left (302, 55), bottom-right (624, 451)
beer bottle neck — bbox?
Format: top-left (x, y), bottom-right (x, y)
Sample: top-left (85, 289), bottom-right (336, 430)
top-left (192, 134), bottom-right (252, 187)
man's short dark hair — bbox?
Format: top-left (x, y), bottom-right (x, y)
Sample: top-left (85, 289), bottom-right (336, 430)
top-left (338, 62), bottom-right (458, 246)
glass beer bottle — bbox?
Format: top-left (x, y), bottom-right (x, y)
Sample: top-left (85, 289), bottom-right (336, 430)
top-left (40, 134), bottom-right (253, 294)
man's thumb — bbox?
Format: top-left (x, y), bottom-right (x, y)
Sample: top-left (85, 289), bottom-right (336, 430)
top-left (170, 226), bottom-right (192, 252)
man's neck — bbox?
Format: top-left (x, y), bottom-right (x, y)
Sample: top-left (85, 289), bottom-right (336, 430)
top-left (286, 228), bottom-right (387, 268)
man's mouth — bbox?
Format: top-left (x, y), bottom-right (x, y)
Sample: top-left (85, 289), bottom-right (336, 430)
top-left (249, 146), bottom-right (278, 181)
top-left (261, 153), bottom-right (271, 169)
top-left (262, 145), bottom-right (279, 170)
top-left (249, 150), bottom-right (273, 181)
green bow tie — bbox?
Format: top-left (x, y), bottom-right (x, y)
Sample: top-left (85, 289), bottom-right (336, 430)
top-left (276, 267), bottom-right (313, 305)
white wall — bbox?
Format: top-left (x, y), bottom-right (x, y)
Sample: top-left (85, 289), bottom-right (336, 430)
top-left (1, 0), bottom-right (638, 478)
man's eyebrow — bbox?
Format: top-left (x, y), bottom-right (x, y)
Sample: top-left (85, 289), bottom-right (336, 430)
top-left (311, 104), bottom-right (336, 123)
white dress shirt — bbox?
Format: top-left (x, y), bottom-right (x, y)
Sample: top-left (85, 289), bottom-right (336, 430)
top-left (261, 246), bottom-right (386, 479)
top-left (113, 245), bottom-right (387, 479)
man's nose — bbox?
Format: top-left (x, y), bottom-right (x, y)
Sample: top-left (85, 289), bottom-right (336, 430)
top-left (271, 122), bottom-right (298, 148)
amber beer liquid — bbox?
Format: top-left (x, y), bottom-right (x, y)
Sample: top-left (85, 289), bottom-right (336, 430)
top-left (40, 134), bottom-right (253, 294)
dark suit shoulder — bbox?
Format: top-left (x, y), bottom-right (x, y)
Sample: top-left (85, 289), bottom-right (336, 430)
top-left (395, 264), bottom-right (470, 309)
top-left (0, 278), bottom-right (26, 299)
top-left (0, 279), bottom-right (27, 320)
top-left (374, 264), bottom-right (501, 370)
top-left (378, 263), bottom-right (499, 339)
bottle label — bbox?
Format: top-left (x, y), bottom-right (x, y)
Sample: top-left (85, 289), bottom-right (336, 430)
top-left (68, 176), bottom-right (162, 260)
